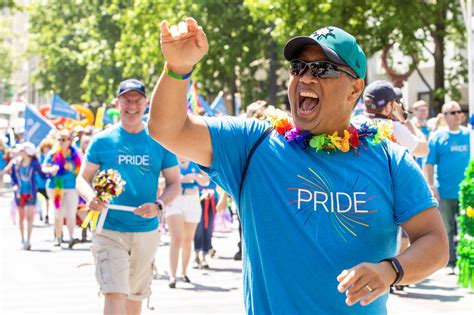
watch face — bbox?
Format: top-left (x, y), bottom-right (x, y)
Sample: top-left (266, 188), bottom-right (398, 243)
top-left (155, 200), bottom-right (164, 211)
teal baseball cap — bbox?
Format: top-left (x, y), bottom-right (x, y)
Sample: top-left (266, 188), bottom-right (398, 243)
top-left (283, 26), bottom-right (367, 79)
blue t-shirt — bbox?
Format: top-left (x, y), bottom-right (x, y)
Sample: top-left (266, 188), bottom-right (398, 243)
top-left (85, 124), bottom-right (178, 232)
top-left (44, 148), bottom-right (80, 189)
top-left (200, 117), bottom-right (437, 315)
top-left (19, 165), bottom-right (32, 194)
top-left (0, 148), bottom-right (8, 170)
top-left (180, 161), bottom-right (201, 193)
top-left (426, 127), bottom-right (470, 199)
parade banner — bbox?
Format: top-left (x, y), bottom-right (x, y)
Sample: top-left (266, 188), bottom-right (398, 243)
top-left (51, 95), bottom-right (78, 120)
top-left (24, 104), bottom-right (54, 146)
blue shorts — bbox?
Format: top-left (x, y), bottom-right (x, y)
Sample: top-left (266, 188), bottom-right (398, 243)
top-left (15, 193), bottom-right (36, 207)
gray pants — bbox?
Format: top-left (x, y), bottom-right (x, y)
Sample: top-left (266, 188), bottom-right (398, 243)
top-left (440, 199), bottom-right (458, 265)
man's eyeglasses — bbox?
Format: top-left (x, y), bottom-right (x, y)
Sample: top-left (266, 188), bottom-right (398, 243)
top-left (444, 110), bottom-right (463, 116)
top-left (58, 138), bottom-right (70, 142)
top-left (289, 59), bottom-right (358, 80)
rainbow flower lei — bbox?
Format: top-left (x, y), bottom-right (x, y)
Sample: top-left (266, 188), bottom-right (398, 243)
top-left (51, 145), bottom-right (81, 209)
top-left (265, 106), bottom-right (397, 153)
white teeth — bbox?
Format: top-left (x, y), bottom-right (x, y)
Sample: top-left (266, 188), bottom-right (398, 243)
top-left (299, 91), bottom-right (319, 99)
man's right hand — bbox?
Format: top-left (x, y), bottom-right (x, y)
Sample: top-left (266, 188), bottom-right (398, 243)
top-left (87, 197), bottom-right (107, 212)
top-left (160, 17), bottom-right (209, 74)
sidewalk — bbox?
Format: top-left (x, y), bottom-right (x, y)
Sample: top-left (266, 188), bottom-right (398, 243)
top-left (0, 191), bottom-right (472, 314)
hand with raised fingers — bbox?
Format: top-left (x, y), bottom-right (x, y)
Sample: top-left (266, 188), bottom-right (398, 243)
top-left (336, 261), bottom-right (396, 307)
top-left (160, 17), bottom-right (208, 75)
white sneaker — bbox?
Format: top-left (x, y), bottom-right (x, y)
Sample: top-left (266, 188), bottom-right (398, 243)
top-left (23, 241), bottom-right (31, 250)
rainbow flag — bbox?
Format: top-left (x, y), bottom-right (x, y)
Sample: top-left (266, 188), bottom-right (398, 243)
top-left (187, 81), bottom-right (215, 116)
top-left (187, 81), bottom-right (204, 115)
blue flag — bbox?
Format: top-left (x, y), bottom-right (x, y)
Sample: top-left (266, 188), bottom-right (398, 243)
top-left (197, 95), bottom-right (215, 116)
top-left (24, 104), bottom-right (54, 146)
top-left (51, 95), bottom-right (78, 119)
top-left (210, 91), bottom-right (227, 115)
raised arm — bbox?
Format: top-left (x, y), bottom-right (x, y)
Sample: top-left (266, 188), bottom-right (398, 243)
top-left (148, 18), bottom-right (212, 167)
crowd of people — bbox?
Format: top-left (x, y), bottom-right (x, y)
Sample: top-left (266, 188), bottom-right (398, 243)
top-left (0, 17), bottom-right (471, 315)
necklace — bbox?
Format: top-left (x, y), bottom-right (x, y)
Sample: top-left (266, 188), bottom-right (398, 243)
top-left (19, 163), bottom-right (31, 182)
top-left (265, 107), bottom-right (396, 153)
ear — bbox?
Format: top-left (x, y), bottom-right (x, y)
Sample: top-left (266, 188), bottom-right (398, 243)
top-left (382, 102), bottom-right (393, 117)
top-left (114, 97), bottom-right (120, 109)
top-left (348, 78), bottom-right (365, 104)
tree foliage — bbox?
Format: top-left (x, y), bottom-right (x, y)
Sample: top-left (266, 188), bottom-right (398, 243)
top-left (27, 0), bottom-right (467, 112)
top-left (244, 0), bottom-right (466, 112)
top-left (28, 0), bottom-right (127, 104)
top-left (0, 18), bottom-right (13, 80)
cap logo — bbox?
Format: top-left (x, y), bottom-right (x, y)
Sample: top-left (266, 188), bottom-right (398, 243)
top-left (311, 27), bottom-right (336, 40)
top-left (125, 82), bottom-right (142, 89)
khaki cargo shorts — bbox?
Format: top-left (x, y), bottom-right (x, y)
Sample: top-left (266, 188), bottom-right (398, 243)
top-left (91, 228), bottom-right (160, 301)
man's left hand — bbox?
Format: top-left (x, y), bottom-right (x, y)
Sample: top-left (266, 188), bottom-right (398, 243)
top-left (336, 262), bottom-right (396, 306)
top-left (134, 203), bottom-right (159, 218)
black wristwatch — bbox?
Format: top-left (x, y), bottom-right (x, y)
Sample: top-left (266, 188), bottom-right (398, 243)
top-left (380, 257), bottom-right (404, 285)
top-left (154, 199), bottom-right (165, 212)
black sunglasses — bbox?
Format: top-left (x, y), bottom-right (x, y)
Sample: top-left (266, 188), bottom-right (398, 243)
top-left (289, 59), bottom-right (358, 79)
top-left (444, 110), bottom-right (463, 116)
top-left (58, 138), bottom-right (70, 142)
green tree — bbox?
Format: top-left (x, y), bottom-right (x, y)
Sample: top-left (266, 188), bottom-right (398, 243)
top-left (0, 19), bottom-right (13, 80)
top-left (28, 0), bottom-right (127, 104)
top-left (116, 0), bottom-right (273, 113)
top-left (244, 0), bottom-right (466, 113)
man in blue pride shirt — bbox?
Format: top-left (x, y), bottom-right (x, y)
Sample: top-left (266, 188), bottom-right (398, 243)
top-left (149, 18), bottom-right (448, 314)
top-left (76, 79), bottom-right (181, 315)
top-left (424, 101), bottom-right (470, 272)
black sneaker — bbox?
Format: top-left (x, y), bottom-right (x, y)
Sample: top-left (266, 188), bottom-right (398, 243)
top-left (45, 215), bottom-right (49, 224)
top-left (182, 275), bottom-right (191, 283)
top-left (68, 238), bottom-right (80, 249)
top-left (201, 260), bottom-right (210, 269)
top-left (234, 250), bottom-right (242, 261)
top-left (168, 278), bottom-right (177, 289)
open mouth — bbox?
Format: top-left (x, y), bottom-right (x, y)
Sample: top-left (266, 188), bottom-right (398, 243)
top-left (298, 91), bottom-right (320, 114)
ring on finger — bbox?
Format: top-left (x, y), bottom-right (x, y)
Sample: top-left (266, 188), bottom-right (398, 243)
top-left (365, 284), bottom-right (373, 292)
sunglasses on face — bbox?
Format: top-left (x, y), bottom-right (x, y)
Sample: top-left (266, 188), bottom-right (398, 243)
top-left (58, 138), bottom-right (70, 142)
top-left (289, 59), bottom-right (358, 80)
top-left (444, 110), bottom-right (463, 116)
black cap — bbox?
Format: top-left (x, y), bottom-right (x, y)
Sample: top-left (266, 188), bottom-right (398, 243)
top-left (363, 80), bottom-right (402, 108)
top-left (116, 79), bottom-right (146, 98)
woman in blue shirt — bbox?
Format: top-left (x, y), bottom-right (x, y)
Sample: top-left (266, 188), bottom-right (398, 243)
top-left (10, 142), bottom-right (58, 250)
top-left (164, 156), bottom-right (209, 288)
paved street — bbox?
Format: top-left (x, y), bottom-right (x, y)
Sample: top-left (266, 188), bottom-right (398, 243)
top-left (0, 191), bottom-right (472, 314)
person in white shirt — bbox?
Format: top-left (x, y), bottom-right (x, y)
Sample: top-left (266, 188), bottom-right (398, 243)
top-left (353, 80), bottom-right (428, 158)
